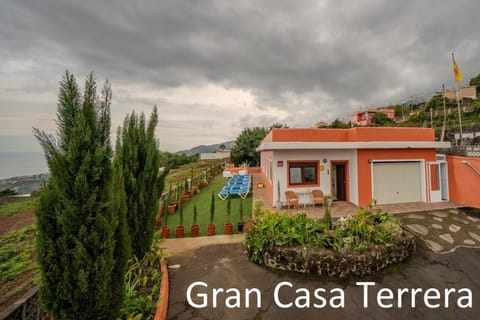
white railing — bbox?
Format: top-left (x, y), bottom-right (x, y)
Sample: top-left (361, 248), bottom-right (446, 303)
top-left (461, 160), bottom-right (480, 176)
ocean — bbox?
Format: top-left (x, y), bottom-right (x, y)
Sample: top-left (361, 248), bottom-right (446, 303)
top-left (0, 152), bottom-right (48, 180)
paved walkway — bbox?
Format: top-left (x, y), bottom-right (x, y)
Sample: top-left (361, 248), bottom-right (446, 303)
top-left (162, 234), bottom-right (244, 255)
top-left (400, 207), bottom-right (480, 253)
top-left (167, 242), bottom-right (480, 320)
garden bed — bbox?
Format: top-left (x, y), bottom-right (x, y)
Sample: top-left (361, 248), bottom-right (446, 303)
top-left (245, 202), bottom-right (416, 279)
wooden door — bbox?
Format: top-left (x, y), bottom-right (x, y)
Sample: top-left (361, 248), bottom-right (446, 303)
top-left (335, 163), bottom-right (346, 201)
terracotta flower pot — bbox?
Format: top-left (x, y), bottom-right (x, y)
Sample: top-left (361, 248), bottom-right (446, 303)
top-left (182, 194), bottom-right (190, 203)
top-left (191, 224), bottom-right (200, 237)
top-left (156, 219), bottom-right (162, 229)
top-left (168, 204), bottom-right (176, 214)
top-left (207, 224), bottom-right (216, 236)
top-left (175, 225), bottom-right (185, 238)
top-left (161, 226), bottom-right (170, 238)
top-left (224, 223), bottom-right (233, 235)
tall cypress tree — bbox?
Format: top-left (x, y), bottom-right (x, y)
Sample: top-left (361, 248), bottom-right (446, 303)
top-left (33, 71), bottom-right (126, 319)
top-left (115, 106), bottom-right (166, 258)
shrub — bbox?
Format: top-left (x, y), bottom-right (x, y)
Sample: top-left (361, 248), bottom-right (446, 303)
top-left (33, 72), bottom-right (126, 319)
top-left (245, 203), bottom-right (404, 264)
top-left (245, 208), bottom-right (328, 264)
top-left (114, 106), bottom-right (167, 259)
top-left (209, 192), bottom-right (215, 225)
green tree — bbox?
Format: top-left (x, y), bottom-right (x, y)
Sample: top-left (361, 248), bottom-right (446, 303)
top-left (329, 118), bottom-right (350, 128)
top-left (230, 127), bottom-right (269, 166)
top-left (33, 71), bottom-right (125, 319)
top-left (109, 134), bottom-right (131, 314)
top-left (115, 106), bottom-right (167, 258)
top-left (371, 112), bottom-right (394, 126)
top-left (426, 95), bottom-right (456, 111)
top-left (230, 123), bottom-right (287, 166)
top-left (469, 73), bottom-right (480, 97)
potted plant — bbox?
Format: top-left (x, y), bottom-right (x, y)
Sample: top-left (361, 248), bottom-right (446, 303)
top-left (326, 194), bottom-right (334, 207)
top-left (175, 201), bottom-right (185, 238)
top-left (191, 204), bottom-right (200, 237)
top-left (182, 179), bottom-right (190, 203)
top-left (161, 202), bottom-right (170, 237)
top-left (207, 191), bottom-right (216, 236)
top-left (224, 197), bottom-right (233, 234)
top-left (323, 194), bottom-right (332, 230)
top-left (167, 187), bottom-right (176, 214)
top-left (156, 198), bottom-right (164, 229)
top-left (174, 182), bottom-right (181, 208)
top-left (275, 180), bottom-right (283, 210)
top-left (237, 199), bottom-right (245, 233)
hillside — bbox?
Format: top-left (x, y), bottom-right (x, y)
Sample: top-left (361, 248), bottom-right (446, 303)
top-left (176, 140), bottom-right (235, 156)
top-left (0, 173), bottom-right (49, 195)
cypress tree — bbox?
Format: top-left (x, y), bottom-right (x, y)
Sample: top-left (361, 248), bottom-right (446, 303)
top-left (109, 129), bottom-right (131, 315)
top-left (33, 71), bottom-right (126, 319)
top-left (115, 106), bottom-right (166, 258)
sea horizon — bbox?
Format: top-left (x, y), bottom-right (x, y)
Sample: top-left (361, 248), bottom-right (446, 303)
top-left (0, 152), bottom-right (48, 180)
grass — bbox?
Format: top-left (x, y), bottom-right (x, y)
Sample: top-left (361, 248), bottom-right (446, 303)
top-left (163, 175), bottom-right (253, 237)
top-left (0, 225), bottom-right (38, 297)
top-left (0, 197), bottom-right (37, 216)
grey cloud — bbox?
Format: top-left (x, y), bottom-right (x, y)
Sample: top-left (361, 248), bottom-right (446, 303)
top-left (1, 0), bottom-right (480, 151)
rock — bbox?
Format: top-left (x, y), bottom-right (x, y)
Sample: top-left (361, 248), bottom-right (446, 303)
top-left (450, 216), bottom-right (469, 225)
top-left (425, 240), bottom-right (444, 252)
top-left (449, 224), bottom-right (461, 232)
top-left (431, 224), bottom-right (443, 230)
top-left (405, 213), bottom-right (425, 220)
top-left (260, 235), bottom-right (416, 279)
top-left (433, 217), bottom-right (443, 222)
top-left (468, 232), bottom-right (480, 242)
top-left (429, 211), bottom-right (449, 218)
top-left (464, 239), bottom-right (476, 245)
top-left (439, 233), bottom-right (454, 244)
top-left (405, 224), bottom-right (429, 236)
top-left (467, 216), bottom-right (480, 223)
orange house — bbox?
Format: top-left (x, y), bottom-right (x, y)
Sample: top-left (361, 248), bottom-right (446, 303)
top-left (350, 108), bottom-right (395, 126)
top-left (256, 127), bottom-right (451, 207)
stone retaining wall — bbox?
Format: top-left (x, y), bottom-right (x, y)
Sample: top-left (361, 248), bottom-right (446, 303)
top-left (261, 234), bottom-right (416, 279)
top-left (0, 287), bottom-right (45, 320)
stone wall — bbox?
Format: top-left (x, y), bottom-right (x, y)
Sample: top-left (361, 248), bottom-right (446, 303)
top-left (261, 234), bottom-right (416, 279)
top-left (0, 287), bottom-right (46, 320)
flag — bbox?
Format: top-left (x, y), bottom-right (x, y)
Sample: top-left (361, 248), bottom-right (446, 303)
top-left (452, 53), bottom-right (463, 83)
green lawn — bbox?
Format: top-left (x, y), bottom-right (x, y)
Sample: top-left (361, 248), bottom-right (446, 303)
top-left (163, 175), bottom-right (253, 237)
top-left (0, 197), bottom-right (37, 216)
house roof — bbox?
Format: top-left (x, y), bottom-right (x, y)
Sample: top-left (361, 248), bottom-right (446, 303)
top-left (257, 127), bottom-right (451, 152)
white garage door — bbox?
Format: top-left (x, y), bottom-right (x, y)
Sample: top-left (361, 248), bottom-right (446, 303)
top-left (372, 162), bottom-right (422, 204)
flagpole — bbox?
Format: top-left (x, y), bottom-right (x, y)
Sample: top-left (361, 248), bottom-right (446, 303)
top-left (452, 53), bottom-right (463, 145)
top-left (440, 83), bottom-right (446, 142)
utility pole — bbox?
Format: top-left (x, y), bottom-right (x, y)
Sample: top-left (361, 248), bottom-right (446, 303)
top-left (440, 84), bottom-right (447, 141)
top-left (430, 106), bottom-right (433, 128)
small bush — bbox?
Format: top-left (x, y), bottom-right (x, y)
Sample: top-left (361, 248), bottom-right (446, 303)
top-left (245, 208), bottom-right (328, 264)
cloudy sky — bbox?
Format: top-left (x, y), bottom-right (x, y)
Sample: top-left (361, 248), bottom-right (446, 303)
top-left (1, 0), bottom-right (479, 153)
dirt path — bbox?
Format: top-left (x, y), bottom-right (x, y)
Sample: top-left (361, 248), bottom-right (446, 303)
top-left (0, 211), bottom-right (35, 235)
